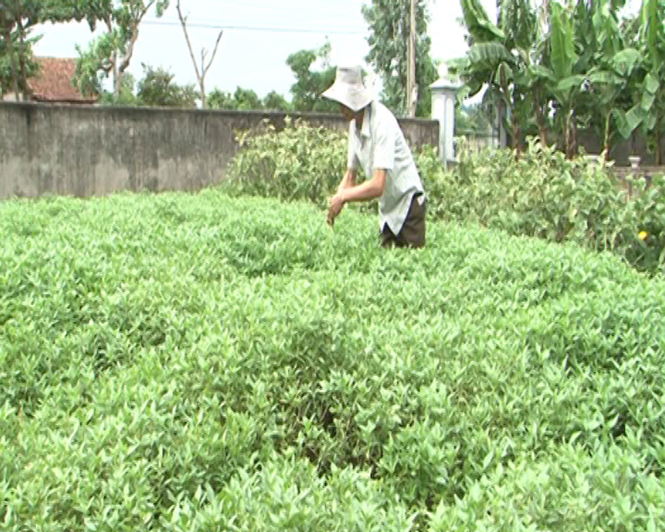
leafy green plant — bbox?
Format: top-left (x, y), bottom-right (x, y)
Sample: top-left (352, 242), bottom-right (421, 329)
top-left (223, 118), bottom-right (442, 217)
top-left (427, 138), bottom-right (665, 275)
top-left (1, 190), bottom-right (665, 530)
top-left (223, 118), bottom-right (348, 209)
top-left (223, 120), bottom-right (665, 275)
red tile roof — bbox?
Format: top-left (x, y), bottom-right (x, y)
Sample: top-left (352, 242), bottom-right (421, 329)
top-left (28, 57), bottom-right (97, 104)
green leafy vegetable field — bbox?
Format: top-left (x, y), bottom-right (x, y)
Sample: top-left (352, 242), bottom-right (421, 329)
top-left (1, 190), bottom-right (664, 531)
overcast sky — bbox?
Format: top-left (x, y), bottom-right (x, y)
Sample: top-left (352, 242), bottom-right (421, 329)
top-left (30, 0), bottom-right (500, 101)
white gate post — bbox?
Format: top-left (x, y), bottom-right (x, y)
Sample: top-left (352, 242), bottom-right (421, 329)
top-left (430, 65), bottom-right (461, 167)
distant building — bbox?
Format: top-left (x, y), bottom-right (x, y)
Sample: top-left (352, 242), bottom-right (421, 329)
top-left (2, 57), bottom-right (98, 105)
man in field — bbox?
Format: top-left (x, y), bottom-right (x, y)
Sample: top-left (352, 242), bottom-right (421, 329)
top-left (323, 65), bottom-right (427, 248)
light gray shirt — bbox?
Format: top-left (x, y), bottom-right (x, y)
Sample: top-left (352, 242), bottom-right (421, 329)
top-left (347, 100), bottom-right (425, 235)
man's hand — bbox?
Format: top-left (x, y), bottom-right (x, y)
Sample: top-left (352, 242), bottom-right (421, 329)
top-left (327, 190), bottom-right (346, 227)
top-left (328, 169), bottom-right (356, 228)
top-left (326, 169), bottom-right (387, 228)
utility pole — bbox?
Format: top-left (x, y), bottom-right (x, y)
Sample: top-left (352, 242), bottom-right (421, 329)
top-left (406, 0), bottom-right (417, 117)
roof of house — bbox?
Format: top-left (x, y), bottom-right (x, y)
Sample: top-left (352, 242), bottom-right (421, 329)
top-left (28, 57), bottom-right (98, 104)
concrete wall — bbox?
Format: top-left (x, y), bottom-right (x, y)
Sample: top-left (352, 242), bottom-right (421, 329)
top-left (575, 130), bottom-right (665, 167)
top-left (0, 102), bottom-right (439, 199)
top-left (503, 127), bottom-right (665, 166)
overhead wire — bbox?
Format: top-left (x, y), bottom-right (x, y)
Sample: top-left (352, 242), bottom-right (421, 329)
top-left (142, 18), bottom-right (368, 35)
top-left (142, 0), bottom-right (368, 35)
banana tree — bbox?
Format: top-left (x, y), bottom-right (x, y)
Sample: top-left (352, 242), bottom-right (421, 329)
top-left (513, 0), bottom-right (552, 147)
top-left (626, 0), bottom-right (665, 164)
top-left (447, 0), bottom-right (512, 146)
top-left (498, 0), bottom-right (553, 147)
top-left (547, 0), bottom-right (586, 158)
top-left (449, 0), bottom-right (542, 154)
top-left (589, 50), bottom-right (642, 159)
top-left (585, 0), bottom-right (642, 160)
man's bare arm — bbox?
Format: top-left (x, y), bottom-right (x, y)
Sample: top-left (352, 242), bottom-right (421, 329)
top-left (328, 169), bottom-right (385, 227)
top-left (337, 168), bottom-right (357, 192)
top-left (339, 169), bottom-right (386, 203)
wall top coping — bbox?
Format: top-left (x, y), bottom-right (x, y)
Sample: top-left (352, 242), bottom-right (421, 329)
top-left (0, 100), bottom-right (439, 125)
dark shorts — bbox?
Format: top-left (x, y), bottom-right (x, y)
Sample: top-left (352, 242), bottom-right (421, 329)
top-left (380, 193), bottom-right (426, 249)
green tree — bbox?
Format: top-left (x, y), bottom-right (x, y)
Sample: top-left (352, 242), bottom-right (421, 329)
top-left (74, 0), bottom-right (169, 101)
top-left (0, 0), bottom-right (102, 99)
top-left (232, 87), bottom-right (262, 110)
top-left (622, 0), bottom-right (665, 164)
top-left (443, 0), bottom-right (664, 162)
top-left (545, 1), bottom-right (587, 158)
top-left (450, 0), bottom-right (653, 160)
top-left (263, 90), bottom-right (291, 111)
top-left (456, 102), bottom-right (493, 134)
top-left (136, 64), bottom-right (197, 108)
top-left (285, 40), bottom-right (337, 113)
top-left (581, 0), bottom-right (641, 159)
top-left (207, 88), bottom-right (236, 109)
top-left (207, 87), bottom-right (291, 111)
top-left (362, 0), bottom-right (438, 117)
top-left (98, 71), bottom-right (138, 105)
top-left (0, 14), bottom-right (40, 98)
top-left (448, 0), bottom-right (541, 153)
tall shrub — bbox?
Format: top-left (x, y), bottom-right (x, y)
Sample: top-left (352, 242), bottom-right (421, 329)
top-left (430, 138), bottom-right (665, 275)
top-left (223, 118), bottom-right (442, 214)
top-left (224, 118), bottom-right (348, 209)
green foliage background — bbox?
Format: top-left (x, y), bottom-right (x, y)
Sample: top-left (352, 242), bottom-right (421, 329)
top-left (223, 122), bottom-right (665, 275)
top-left (362, 0), bottom-right (439, 117)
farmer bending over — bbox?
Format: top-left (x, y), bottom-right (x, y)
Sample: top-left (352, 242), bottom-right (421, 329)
top-left (323, 65), bottom-right (427, 248)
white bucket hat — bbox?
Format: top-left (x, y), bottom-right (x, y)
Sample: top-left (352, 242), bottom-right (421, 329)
top-left (322, 65), bottom-right (374, 112)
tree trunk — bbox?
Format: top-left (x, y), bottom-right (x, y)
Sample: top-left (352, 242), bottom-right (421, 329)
top-left (604, 113), bottom-right (611, 161)
top-left (572, 111), bottom-right (579, 157)
top-left (565, 109), bottom-right (572, 159)
top-left (511, 107), bottom-right (522, 157)
top-left (657, 110), bottom-right (662, 165)
top-left (116, 0), bottom-right (153, 95)
top-left (534, 87), bottom-right (548, 146)
top-left (1, 11), bottom-right (20, 101)
top-left (538, 121), bottom-right (548, 147)
top-left (177, 0), bottom-right (223, 111)
top-left (565, 108), bottom-right (578, 159)
top-left (112, 50), bottom-right (119, 98)
top-left (114, 59), bottom-right (122, 98)
top-left (499, 67), bottom-right (520, 156)
top-left (116, 27), bottom-right (140, 97)
top-left (536, 104), bottom-right (548, 146)
top-left (16, 15), bottom-right (29, 100)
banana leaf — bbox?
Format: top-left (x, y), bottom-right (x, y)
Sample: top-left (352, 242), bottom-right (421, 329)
top-left (556, 74), bottom-right (586, 94)
top-left (461, 0), bottom-right (505, 43)
top-left (611, 48), bottom-right (641, 77)
top-left (588, 70), bottom-right (620, 86)
top-left (641, 0), bottom-right (664, 67)
top-left (614, 105), bottom-right (647, 139)
top-left (468, 42), bottom-right (514, 66)
top-left (549, 1), bottom-right (578, 81)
